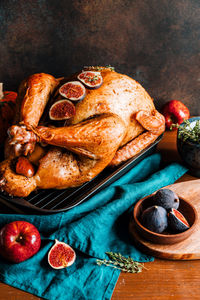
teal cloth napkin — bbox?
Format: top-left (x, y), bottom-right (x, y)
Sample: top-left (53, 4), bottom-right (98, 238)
top-left (0, 153), bottom-right (187, 300)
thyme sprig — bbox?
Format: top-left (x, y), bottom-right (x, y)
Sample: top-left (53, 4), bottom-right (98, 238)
top-left (178, 119), bottom-right (200, 143)
top-left (83, 65), bottom-right (115, 72)
top-left (96, 252), bottom-right (145, 273)
top-left (105, 65), bottom-right (115, 71)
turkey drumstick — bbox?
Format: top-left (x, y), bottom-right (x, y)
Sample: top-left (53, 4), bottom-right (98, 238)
top-left (8, 73), bottom-right (59, 156)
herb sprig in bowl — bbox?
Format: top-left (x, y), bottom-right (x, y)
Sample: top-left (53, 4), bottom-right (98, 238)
top-left (178, 119), bottom-right (200, 143)
top-left (177, 117), bottom-right (200, 177)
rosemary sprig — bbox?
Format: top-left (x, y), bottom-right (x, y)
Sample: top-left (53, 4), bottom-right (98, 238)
top-left (96, 252), bottom-right (145, 273)
top-left (178, 119), bottom-right (200, 143)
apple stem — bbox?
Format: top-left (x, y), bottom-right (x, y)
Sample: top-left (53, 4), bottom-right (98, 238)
top-left (16, 235), bottom-right (23, 242)
top-left (0, 83), bottom-right (3, 100)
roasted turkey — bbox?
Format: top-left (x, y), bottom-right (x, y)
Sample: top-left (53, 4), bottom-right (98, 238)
top-left (0, 67), bottom-right (165, 197)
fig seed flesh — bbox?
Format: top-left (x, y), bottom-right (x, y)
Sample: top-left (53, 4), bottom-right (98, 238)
top-left (48, 239), bottom-right (76, 269)
top-left (59, 81), bottom-right (86, 101)
top-left (168, 208), bottom-right (190, 232)
top-left (78, 71), bottom-right (103, 88)
top-left (49, 100), bottom-right (75, 120)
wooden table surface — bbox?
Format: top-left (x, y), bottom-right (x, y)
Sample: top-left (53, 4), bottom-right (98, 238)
top-left (0, 130), bottom-right (199, 300)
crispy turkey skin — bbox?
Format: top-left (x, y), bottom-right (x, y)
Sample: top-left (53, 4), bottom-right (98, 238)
top-left (0, 68), bottom-right (165, 197)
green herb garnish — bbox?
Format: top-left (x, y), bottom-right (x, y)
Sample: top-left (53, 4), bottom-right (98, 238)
top-left (85, 75), bottom-right (99, 82)
top-left (178, 119), bottom-right (200, 143)
top-left (97, 252), bottom-right (145, 273)
top-left (83, 65), bottom-right (115, 72)
top-left (105, 65), bottom-right (115, 71)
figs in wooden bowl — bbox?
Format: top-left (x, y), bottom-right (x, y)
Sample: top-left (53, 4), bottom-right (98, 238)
top-left (132, 194), bottom-right (198, 245)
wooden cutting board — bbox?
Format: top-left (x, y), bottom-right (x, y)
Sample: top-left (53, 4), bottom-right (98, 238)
top-left (129, 179), bottom-right (200, 260)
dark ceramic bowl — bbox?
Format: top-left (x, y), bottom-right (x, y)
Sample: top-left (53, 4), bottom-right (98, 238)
top-left (133, 194), bottom-right (198, 245)
top-left (177, 117), bottom-right (200, 177)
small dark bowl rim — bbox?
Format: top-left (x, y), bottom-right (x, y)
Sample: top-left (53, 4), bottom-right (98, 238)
top-left (133, 195), bottom-right (198, 240)
top-left (177, 117), bottom-right (200, 147)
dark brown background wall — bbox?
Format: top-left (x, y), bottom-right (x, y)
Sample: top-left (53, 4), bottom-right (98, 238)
top-left (0, 0), bottom-right (200, 114)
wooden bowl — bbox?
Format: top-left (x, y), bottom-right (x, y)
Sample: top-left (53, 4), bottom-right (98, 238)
top-left (133, 195), bottom-right (198, 245)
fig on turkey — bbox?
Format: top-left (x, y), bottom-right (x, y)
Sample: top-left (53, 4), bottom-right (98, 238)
top-left (141, 205), bottom-right (168, 233)
top-left (49, 99), bottom-right (75, 120)
top-left (168, 208), bottom-right (190, 233)
top-left (59, 81), bottom-right (86, 101)
top-left (77, 71), bottom-right (103, 88)
top-left (15, 156), bottom-right (35, 178)
top-left (154, 189), bottom-right (179, 210)
top-left (48, 239), bottom-right (76, 269)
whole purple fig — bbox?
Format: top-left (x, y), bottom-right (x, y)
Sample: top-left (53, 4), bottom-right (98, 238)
top-left (141, 205), bottom-right (168, 233)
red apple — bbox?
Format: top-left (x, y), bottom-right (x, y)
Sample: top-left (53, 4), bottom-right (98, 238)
top-left (0, 221), bottom-right (41, 263)
top-left (162, 100), bottom-right (190, 129)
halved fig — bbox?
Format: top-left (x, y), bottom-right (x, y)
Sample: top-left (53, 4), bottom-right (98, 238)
top-left (59, 81), bottom-right (86, 101)
top-left (48, 239), bottom-right (76, 269)
top-left (49, 99), bottom-right (75, 120)
top-left (77, 71), bottom-right (103, 88)
top-left (168, 208), bottom-right (190, 232)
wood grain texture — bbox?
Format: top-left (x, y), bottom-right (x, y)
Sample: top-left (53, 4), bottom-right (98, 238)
top-left (113, 259), bottom-right (200, 300)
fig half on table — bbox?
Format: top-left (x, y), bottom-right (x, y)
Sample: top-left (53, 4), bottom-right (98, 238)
top-left (48, 239), bottom-right (76, 269)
